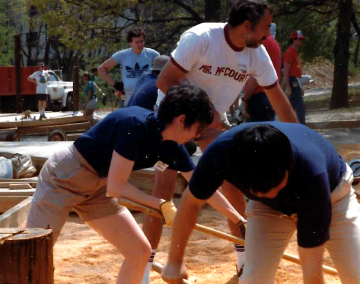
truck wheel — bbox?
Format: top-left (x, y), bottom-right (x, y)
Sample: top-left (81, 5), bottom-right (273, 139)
top-left (4, 100), bottom-right (16, 113)
top-left (65, 95), bottom-right (73, 111)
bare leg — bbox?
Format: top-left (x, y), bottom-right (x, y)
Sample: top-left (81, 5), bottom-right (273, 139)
top-left (87, 210), bottom-right (152, 284)
top-left (83, 109), bottom-right (95, 127)
top-left (142, 169), bottom-right (178, 248)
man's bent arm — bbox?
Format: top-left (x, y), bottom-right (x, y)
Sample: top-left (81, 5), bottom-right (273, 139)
top-left (243, 76), bottom-right (259, 101)
top-left (181, 171), bottom-right (245, 224)
top-left (168, 188), bottom-right (204, 263)
top-left (98, 58), bottom-right (118, 87)
top-left (156, 59), bottom-right (187, 94)
top-left (283, 62), bottom-right (291, 91)
top-left (298, 245), bottom-right (325, 284)
top-left (265, 83), bottom-right (298, 123)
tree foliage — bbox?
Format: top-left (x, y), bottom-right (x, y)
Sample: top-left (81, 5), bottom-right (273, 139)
top-left (0, 0), bottom-right (21, 65)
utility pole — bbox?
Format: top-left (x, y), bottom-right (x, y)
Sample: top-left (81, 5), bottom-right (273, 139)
top-left (14, 34), bottom-right (23, 114)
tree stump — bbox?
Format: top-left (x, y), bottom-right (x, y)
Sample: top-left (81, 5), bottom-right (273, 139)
top-left (0, 228), bottom-right (54, 284)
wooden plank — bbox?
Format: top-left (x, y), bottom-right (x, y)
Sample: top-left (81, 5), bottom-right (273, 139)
top-left (0, 196), bottom-right (32, 228)
top-left (0, 189), bottom-right (35, 196)
top-left (0, 196), bottom-right (30, 213)
top-left (0, 114), bottom-right (86, 129)
top-left (0, 182), bottom-right (36, 188)
top-left (307, 120), bottom-right (360, 130)
top-left (17, 122), bottom-right (89, 136)
top-left (0, 177), bottom-right (38, 183)
top-left (66, 133), bottom-right (82, 141)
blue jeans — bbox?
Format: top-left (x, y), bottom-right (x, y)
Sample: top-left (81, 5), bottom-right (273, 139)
top-left (288, 77), bottom-right (306, 124)
top-left (247, 92), bottom-right (275, 122)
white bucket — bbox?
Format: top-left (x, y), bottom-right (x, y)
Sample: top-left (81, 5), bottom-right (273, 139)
top-left (0, 157), bottom-right (13, 178)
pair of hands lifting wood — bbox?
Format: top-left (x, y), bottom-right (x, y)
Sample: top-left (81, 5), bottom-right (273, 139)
top-left (118, 198), bottom-right (338, 276)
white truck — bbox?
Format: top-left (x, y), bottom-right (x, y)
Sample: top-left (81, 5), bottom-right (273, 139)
top-left (0, 67), bottom-right (74, 113)
top-left (47, 70), bottom-right (74, 111)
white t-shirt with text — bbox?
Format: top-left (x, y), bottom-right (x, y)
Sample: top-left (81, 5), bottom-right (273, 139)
top-left (157, 23), bottom-right (277, 115)
top-left (29, 70), bottom-right (50, 94)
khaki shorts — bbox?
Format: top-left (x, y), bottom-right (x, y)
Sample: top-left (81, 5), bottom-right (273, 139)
top-left (241, 164), bottom-right (360, 284)
top-left (27, 144), bottom-right (125, 242)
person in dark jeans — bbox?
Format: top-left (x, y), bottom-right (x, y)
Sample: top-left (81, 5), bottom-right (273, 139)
top-left (283, 30), bottom-right (306, 124)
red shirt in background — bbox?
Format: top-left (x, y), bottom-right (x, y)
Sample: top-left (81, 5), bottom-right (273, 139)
top-left (253, 36), bottom-right (282, 94)
top-left (283, 47), bottom-right (302, 78)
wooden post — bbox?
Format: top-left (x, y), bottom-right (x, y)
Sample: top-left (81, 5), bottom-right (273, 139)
top-left (14, 34), bottom-right (23, 114)
top-left (0, 228), bottom-right (54, 284)
top-left (72, 66), bottom-right (79, 111)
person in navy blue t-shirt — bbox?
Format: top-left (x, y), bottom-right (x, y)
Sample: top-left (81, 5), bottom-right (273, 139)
top-left (127, 55), bottom-right (169, 110)
top-left (27, 85), bottom-right (244, 284)
top-left (162, 122), bottom-right (360, 284)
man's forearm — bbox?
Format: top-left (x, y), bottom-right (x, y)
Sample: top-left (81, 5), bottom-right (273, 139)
top-left (265, 84), bottom-right (298, 123)
top-left (168, 189), bottom-right (203, 264)
top-left (283, 67), bottom-right (291, 89)
top-left (207, 190), bottom-right (245, 224)
top-left (98, 66), bottom-right (116, 86)
top-left (243, 75), bottom-right (259, 100)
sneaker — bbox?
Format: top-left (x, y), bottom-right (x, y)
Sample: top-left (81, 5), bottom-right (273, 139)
top-left (42, 114), bottom-right (47, 119)
top-left (236, 264), bottom-right (244, 278)
top-left (39, 114), bottom-right (43, 121)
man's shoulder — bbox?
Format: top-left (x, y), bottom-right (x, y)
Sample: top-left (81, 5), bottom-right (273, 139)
top-left (113, 48), bottom-right (132, 57)
top-left (185, 22), bottom-right (226, 37)
top-left (143, 47), bottom-right (160, 56)
top-left (284, 46), bottom-right (296, 55)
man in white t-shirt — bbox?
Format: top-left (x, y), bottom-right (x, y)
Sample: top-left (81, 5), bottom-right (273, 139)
top-left (28, 63), bottom-right (50, 120)
top-left (98, 28), bottom-right (159, 107)
top-left (154, 0), bottom-right (298, 282)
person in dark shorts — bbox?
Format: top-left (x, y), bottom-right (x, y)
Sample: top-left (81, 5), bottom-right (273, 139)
top-left (28, 62), bottom-right (50, 120)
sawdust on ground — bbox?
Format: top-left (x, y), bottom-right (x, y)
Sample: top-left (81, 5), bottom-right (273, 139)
top-left (53, 143), bottom-right (360, 284)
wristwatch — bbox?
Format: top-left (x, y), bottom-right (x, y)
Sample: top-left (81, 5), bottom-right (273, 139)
top-left (241, 97), bottom-right (248, 103)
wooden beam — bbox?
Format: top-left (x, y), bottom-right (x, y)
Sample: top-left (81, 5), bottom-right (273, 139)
top-left (17, 122), bottom-right (89, 136)
top-left (0, 196), bottom-right (30, 213)
top-left (306, 120), bottom-right (360, 130)
top-left (0, 196), bottom-right (32, 228)
top-left (0, 115), bottom-right (87, 129)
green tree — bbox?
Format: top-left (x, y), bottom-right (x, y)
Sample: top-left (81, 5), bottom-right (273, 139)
top-left (0, 0), bottom-right (18, 65)
top-left (271, 0), bottom-right (359, 109)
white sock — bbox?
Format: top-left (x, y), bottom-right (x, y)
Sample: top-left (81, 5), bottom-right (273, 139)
top-left (234, 244), bottom-right (245, 270)
top-left (141, 249), bottom-right (156, 284)
top-left (40, 110), bottom-right (44, 116)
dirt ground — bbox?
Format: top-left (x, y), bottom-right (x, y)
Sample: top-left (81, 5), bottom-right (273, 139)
top-left (53, 144), bottom-right (360, 284)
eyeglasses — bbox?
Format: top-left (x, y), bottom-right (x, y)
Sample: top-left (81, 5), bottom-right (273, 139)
top-left (294, 38), bottom-right (305, 41)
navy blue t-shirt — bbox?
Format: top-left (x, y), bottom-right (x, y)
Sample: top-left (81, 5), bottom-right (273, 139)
top-left (74, 106), bottom-right (195, 177)
top-left (189, 122), bottom-right (346, 248)
top-left (127, 74), bottom-right (158, 111)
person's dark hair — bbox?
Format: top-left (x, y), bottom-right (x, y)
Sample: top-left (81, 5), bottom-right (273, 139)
top-left (91, 67), bottom-right (98, 74)
top-left (228, 124), bottom-right (294, 194)
top-left (228, 0), bottom-right (273, 29)
top-left (127, 28), bottom-right (146, 43)
top-left (82, 72), bottom-right (90, 80)
top-left (158, 85), bottom-right (214, 130)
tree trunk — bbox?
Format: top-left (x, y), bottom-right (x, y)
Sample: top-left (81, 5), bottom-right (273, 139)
top-left (0, 228), bottom-right (54, 284)
top-left (205, 0), bottom-right (221, 22)
top-left (354, 37), bottom-right (360, 67)
top-left (330, 0), bottom-right (352, 109)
